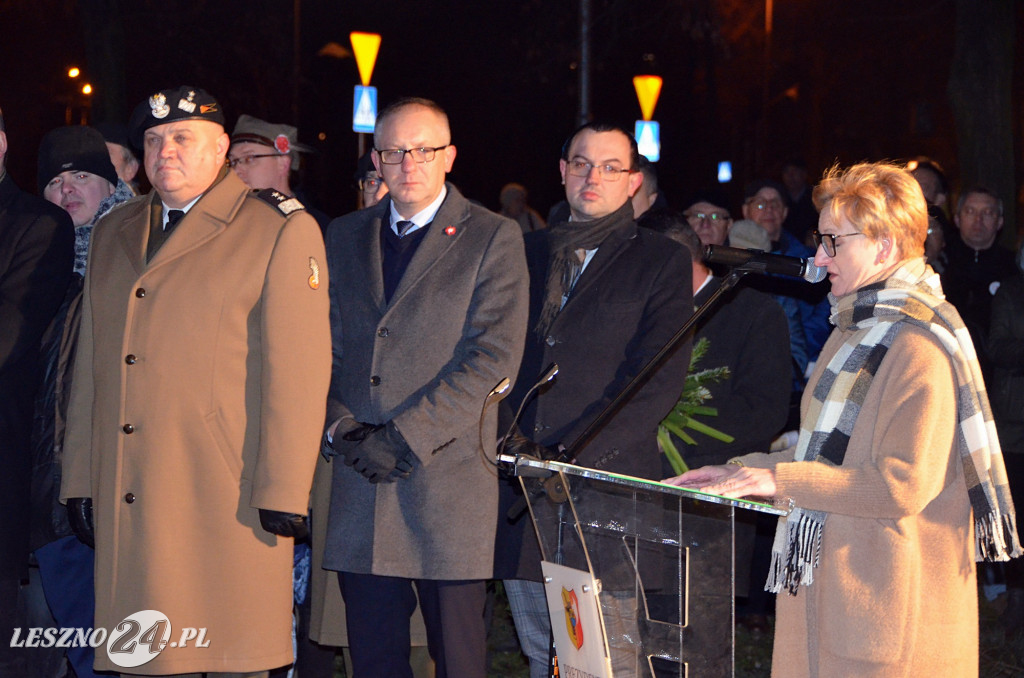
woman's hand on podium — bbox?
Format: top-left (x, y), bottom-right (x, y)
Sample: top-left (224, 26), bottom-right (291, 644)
top-left (663, 463), bottom-right (777, 500)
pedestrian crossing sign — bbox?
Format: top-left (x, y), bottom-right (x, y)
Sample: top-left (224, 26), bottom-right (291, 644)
top-left (353, 85), bottom-right (377, 134)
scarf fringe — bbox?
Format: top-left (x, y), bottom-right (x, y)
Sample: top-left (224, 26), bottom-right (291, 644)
top-left (766, 511), bottom-right (823, 595)
top-left (976, 511), bottom-right (1024, 562)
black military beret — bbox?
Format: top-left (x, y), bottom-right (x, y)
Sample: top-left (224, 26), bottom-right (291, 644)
top-left (128, 86), bottom-right (225, 147)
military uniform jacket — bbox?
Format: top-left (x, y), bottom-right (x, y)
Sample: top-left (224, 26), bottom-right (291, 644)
top-left (322, 184), bottom-right (528, 581)
top-left (61, 171), bottom-right (331, 675)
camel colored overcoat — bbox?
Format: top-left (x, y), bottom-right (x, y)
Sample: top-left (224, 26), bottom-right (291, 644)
top-left (61, 172), bottom-right (331, 675)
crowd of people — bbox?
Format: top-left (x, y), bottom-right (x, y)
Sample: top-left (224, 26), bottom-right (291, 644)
top-left (0, 84), bottom-right (1021, 678)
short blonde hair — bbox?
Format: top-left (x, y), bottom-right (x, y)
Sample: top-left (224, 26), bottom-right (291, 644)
top-left (813, 162), bottom-right (928, 259)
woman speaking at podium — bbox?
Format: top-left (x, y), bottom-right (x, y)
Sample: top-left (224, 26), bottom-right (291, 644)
top-left (666, 161), bottom-right (1020, 678)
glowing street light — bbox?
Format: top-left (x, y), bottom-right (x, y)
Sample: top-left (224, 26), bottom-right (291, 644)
top-left (68, 67), bottom-right (80, 78)
top-left (82, 84), bottom-right (92, 95)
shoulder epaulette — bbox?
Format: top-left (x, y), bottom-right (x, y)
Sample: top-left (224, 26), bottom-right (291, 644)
top-left (253, 188), bottom-right (306, 216)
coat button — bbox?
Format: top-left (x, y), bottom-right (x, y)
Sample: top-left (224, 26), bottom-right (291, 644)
top-left (122, 423), bottom-right (134, 434)
top-left (125, 354), bottom-right (137, 365)
top-left (370, 375), bottom-right (381, 386)
top-left (377, 327), bottom-right (389, 337)
top-left (135, 288), bottom-right (146, 298)
top-left (124, 493), bottom-right (135, 504)
top-left (534, 423), bottom-right (545, 433)
top-left (546, 335), bottom-right (556, 346)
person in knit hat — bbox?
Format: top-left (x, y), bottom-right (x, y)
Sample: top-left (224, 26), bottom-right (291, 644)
top-left (32, 125), bottom-right (134, 678)
top-left (38, 125), bottom-right (134, 275)
top-left (39, 126), bottom-right (118, 226)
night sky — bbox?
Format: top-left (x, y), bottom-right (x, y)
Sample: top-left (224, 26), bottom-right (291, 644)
top-left (2, 0), bottom-right (1021, 224)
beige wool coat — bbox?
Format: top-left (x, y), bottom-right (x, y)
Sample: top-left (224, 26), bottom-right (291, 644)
top-left (740, 323), bottom-right (977, 678)
top-left (61, 172), bottom-right (331, 675)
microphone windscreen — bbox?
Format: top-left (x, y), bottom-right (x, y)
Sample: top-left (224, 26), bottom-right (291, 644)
top-left (803, 259), bottom-right (827, 284)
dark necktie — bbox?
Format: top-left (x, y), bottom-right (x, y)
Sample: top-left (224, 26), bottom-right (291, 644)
top-left (396, 220), bottom-right (416, 237)
top-left (165, 209), bottom-right (185, 233)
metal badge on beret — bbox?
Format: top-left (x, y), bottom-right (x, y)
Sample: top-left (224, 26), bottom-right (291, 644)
top-left (129, 86), bottom-right (225, 148)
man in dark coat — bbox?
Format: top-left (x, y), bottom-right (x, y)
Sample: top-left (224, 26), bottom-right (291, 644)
top-left (942, 186), bottom-right (1017, 379)
top-left (0, 106), bottom-right (74, 677)
top-left (495, 122), bottom-right (692, 678)
top-left (321, 97), bottom-right (528, 678)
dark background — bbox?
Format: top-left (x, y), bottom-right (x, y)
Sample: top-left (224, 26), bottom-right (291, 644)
top-left (1, 0), bottom-right (1020, 242)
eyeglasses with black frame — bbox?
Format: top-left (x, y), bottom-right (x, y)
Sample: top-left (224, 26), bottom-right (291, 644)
top-left (227, 153), bottom-right (280, 169)
top-left (375, 146), bottom-right (449, 165)
top-left (565, 159), bottom-right (633, 182)
top-left (812, 230), bottom-right (865, 257)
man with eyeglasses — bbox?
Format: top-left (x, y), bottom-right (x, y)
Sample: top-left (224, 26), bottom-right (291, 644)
top-left (229, 114), bottom-right (332, 232)
top-left (354, 151), bottom-right (388, 209)
top-left (495, 122), bottom-right (692, 678)
top-left (682, 188), bottom-right (733, 247)
top-left (941, 186), bottom-right (1016, 370)
top-left (741, 179), bottom-right (830, 428)
top-left (320, 97), bottom-right (528, 678)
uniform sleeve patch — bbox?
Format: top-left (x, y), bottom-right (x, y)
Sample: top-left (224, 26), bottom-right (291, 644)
top-left (308, 257), bottom-right (321, 289)
top-left (254, 188), bottom-right (306, 215)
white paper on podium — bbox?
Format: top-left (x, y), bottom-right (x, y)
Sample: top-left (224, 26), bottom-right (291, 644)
top-left (541, 561), bottom-right (614, 678)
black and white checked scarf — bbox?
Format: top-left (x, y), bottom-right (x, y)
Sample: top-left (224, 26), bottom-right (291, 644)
top-left (767, 259), bottom-right (1022, 595)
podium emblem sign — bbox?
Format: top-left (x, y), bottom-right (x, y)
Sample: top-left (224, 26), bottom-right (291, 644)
top-left (543, 561), bottom-right (612, 677)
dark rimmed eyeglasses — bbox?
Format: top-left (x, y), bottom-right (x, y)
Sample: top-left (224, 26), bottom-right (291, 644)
top-left (812, 230), bottom-right (865, 257)
top-left (375, 146), bottom-right (449, 165)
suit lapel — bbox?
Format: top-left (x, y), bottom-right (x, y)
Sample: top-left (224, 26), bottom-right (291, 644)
top-left (144, 172), bottom-right (250, 272)
top-left (560, 223), bottom-right (636, 312)
top-left (694, 276), bottom-right (723, 308)
top-left (354, 206), bottom-right (387, 313)
top-left (117, 195), bottom-right (155, 278)
top-left (387, 186), bottom-right (466, 309)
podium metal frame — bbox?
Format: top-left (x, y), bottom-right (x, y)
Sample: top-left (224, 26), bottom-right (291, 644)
top-left (512, 457), bottom-right (788, 678)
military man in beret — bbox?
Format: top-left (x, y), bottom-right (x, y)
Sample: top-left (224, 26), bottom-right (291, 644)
top-left (61, 86), bottom-right (331, 677)
top-left (228, 115), bottom-right (330, 230)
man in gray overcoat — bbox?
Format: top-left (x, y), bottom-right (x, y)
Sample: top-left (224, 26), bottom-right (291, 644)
top-left (321, 97), bottom-right (528, 678)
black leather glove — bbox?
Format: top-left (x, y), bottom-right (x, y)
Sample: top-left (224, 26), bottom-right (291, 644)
top-left (344, 420), bottom-right (414, 484)
top-left (321, 417), bottom-right (375, 461)
top-left (66, 497), bottom-right (95, 549)
top-left (503, 429), bottom-right (560, 461)
top-left (258, 509), bottom-right (309, 540)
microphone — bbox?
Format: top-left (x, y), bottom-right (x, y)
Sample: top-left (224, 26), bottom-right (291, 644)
top-left (477, 377), bottom-right (511, 473)
top-left (498, 363), bottom-right (559, 459)
top-left (486, 377), bottom-right (511, 404)
top-left (704, 245), bottom-right (827, 284)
